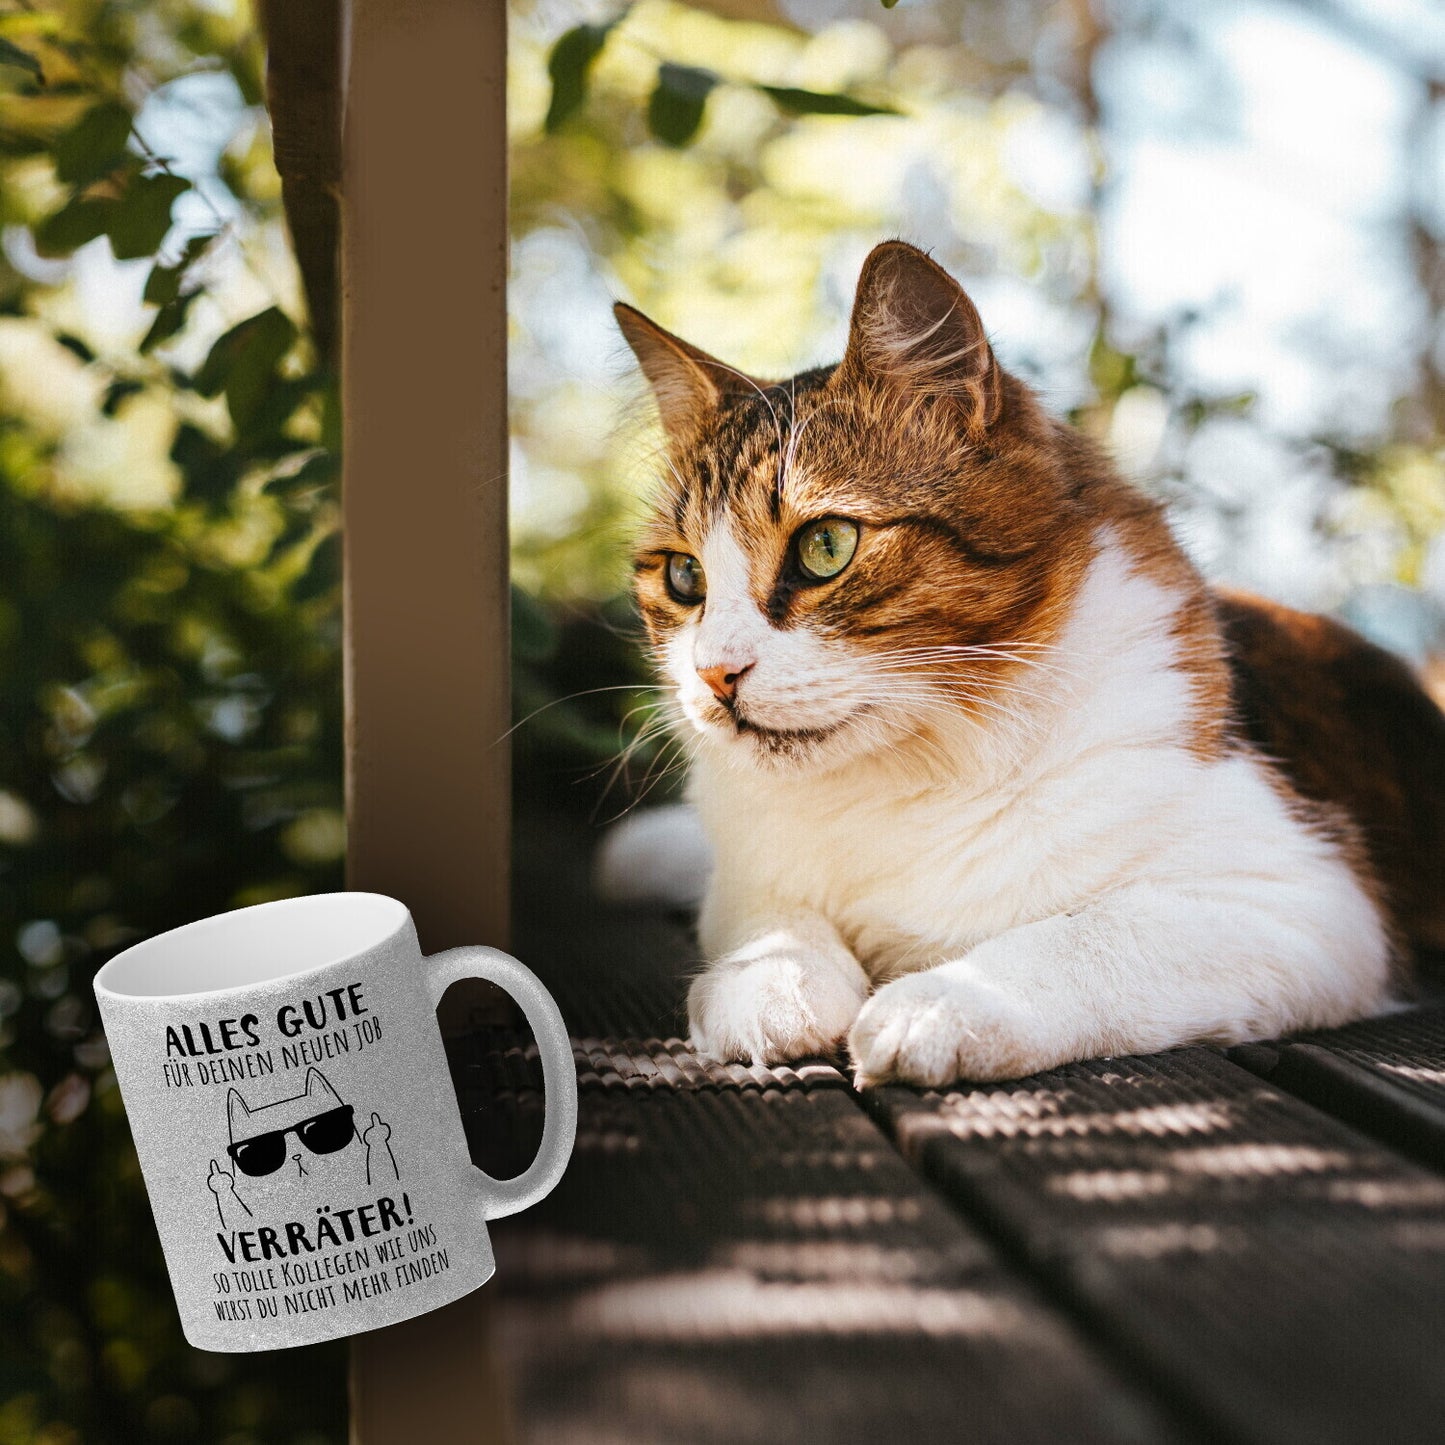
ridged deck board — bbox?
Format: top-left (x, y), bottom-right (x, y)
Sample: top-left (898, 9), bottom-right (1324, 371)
top-left (1232, 1002), bottom-right (1445, 1169)
top-left (864, 1046), bottom-right (1445, 1445)
top-left (455, 1028), bottom-right (1175, 1445)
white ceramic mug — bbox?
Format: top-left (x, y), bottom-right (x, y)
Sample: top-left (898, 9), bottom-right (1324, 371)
top-left (92, 892), bottom-right (576, 1352)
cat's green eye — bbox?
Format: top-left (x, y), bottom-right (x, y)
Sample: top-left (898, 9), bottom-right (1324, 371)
top-left (796, 518), bottom-right (859, 581)
top-left (666, 553), bottom-right (706, 603)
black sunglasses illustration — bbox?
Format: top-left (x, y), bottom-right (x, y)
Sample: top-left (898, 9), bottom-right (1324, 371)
top-left (226, 1103), bottom-right (357, 1177)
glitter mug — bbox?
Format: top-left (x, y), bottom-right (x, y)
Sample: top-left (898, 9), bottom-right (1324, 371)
top-left (93, 892), bottom-right (577, 1351)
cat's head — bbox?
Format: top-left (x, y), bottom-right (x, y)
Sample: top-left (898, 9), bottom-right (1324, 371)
top-left (622, 240), bottom-right (1095, 775)
top-left (225, 1066), bottom-right (363, 1213)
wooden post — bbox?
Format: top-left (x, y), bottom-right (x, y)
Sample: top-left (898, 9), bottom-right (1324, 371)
top-left (341, 0), bottom-right (513, 1439)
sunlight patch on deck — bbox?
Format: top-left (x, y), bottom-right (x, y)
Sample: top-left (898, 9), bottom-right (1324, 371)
top-left (898, 1096), bottom-right (1236, 1143)
top-left (1165, 1144), bottom-right (1356, 1176)
top-left (551, 1271), bottom-right (1031, 1340)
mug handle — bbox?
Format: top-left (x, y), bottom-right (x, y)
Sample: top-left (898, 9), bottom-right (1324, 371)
top-left (424, 945), bottom-right (578, 1220)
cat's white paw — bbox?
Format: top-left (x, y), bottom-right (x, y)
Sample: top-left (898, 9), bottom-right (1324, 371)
top-left (689, 945), bottom-right (868, 1066)
top-left (849, 967), bottom-right (1055, 1086)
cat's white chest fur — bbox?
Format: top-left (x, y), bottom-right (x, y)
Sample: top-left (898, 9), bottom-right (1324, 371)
top-left (695, 761), bottom-right (1045, 976)
top-left (684, 536), bottom-right (1393, 1082)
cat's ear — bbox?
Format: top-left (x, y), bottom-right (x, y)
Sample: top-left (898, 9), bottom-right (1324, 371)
top-left (614, 303), bottom-right (766, 439)
top-left (304, 1067), bottom-right (342, 1105)
top-left (835, 241), bottom-right (1002, 434)
top-left (226, 1088), bottom-right (250, 1133)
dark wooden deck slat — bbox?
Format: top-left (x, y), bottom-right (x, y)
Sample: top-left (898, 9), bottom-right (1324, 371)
top-left (458, 1028), bottom-right (1178, 1445)
top-left (864, 1046), bottom-right (1445, 1445)
top-left (1232, 1003), bottom-right (1445, 1171)
top-left (571, 1036), bottom-right (851, 1093)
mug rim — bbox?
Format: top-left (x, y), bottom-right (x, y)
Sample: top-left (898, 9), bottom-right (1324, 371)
top-left (93, 891), bottom-right (412, 1004)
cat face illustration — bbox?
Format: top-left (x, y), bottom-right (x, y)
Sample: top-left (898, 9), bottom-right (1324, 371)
top-left (225, 1067), bottom-right (366, 1213)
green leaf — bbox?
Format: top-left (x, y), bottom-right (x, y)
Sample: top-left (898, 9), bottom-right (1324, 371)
top-left (0, 39), bottom-right (42, 83)
top-left (263, 450), bottom-right (338, 497)
top-left (33, 195), bottom-right (110, 257)
top-left (144, 233), bottom-right (214, 307)
top-left (193, 306), bottom-right (297, 432)
top-left (0, 131), bottom-right (45, 159)
top-left (171, 420), bottom-right (238, 503)
top-left (647, 64), bottom-right (717, 147)
top-left (229, 45), bottom-right (265, 107)
top-left (106, 172), bottom-right (190, 261)
top-left (880, 0), bottom-right (900, 8)
top-left (317, 377), bottom-right (342, 454)
top-left (545, 22), bottom-right (614, 133)
top-left (54, 101), bottom-right (133, 186)
top-left (0, 11), bottom-right (62, 38)
top-left (169, 418), bottom-right (221, 469)
top-left (193, 307), bottom-right (294, 397)
top-left (143, 263), bottom-right (180, 308)
top-left (241, 376), bottom-right (318, 455)
top-left (101, 379), bottom-right (145, 417)
top-left (759, 86), bottom-right (898, 117)
top-left (54, 333), bottom-right (95, 365)
top-left (293, 532), bottom-right (340, 602)
top-left (34, 165), bottom-right (189, 261)
top-left (139, 290), bottom-right (199, 355)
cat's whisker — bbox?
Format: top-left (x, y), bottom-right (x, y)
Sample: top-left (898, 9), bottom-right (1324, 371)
top-left (646, 447), bottom-right (702, 527)
top-left (588, 690), bottom-right (700, 815)
top-left (608, 712), bottom-right (677, 767)
top-left (597, 729), bottom-right (701, 823)
top-left (500, 684), bottom-right (671, 744)
top-left (838, 686), bottom-right (1032, 759)
top-left (864, 644), bottom-right (1086, 686)
top-left (861, 667), bottom-right (1080, 708)
top-left (630, 736), bottom-right (697, 808)
top-left (870, 651), bottom-right (1076, 691)
top-left (780, 409), bottom-right (817, 495)
top-left (871, 670), bottom-right (1070, 711)
top-left (615, 697), bottom-right (677, 738)
top-left (898, 647), bottom-right (1083, 681)
top-left (861, 683), bottom-right (1047, 759)
top-left (700, 358), bottom-right (787, 495)
top-left (869, 666), bottom-right (1068, 713)
top-left (863, 638), bottom-right (1085, 666)
top-left (589, 713), bottom-right (677, 792)
top-left (779, 373), bottom-right (799, 502)
top-left (779, 392), bottom-right (871, 497)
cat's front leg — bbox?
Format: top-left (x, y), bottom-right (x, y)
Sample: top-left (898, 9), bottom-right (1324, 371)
top-left (689, 911), bottom-right (870, 1066)
top-left (849, 956), bottom-right (1063, 1086)
top-left (850, 885), bottom-right (1391, 1086)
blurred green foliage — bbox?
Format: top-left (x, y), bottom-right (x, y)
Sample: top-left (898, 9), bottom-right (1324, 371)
top-left (0, 3), bottom-right (346, 1441)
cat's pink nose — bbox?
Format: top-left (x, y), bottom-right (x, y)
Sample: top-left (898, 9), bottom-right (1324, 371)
top-left (698, 662), bottom-right (752, 701)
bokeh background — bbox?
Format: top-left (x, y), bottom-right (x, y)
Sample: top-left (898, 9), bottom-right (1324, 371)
top-left (0, 0), bottom-right (1442, 1440)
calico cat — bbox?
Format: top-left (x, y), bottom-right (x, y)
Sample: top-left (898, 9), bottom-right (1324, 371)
top-left (207, 1066), bottom-right (397, 1229)
top-left (616, 239), bottom-right (1445, 1086)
